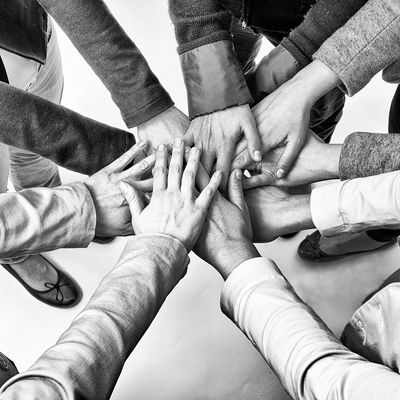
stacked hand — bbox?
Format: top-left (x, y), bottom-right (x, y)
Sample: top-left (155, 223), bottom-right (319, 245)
top-left (84, 141), bottom-right (155, 237)
top-left (119, 139), bottom-right (222, 252)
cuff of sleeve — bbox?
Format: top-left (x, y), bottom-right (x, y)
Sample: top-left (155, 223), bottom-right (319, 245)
top-left (221, 257), bottom-right (283, 320)
top-left (280, 38), bottom-right (311, 68)
top-left (180, 40), bottom-right (253, 119)
top-left (310, 182), bottom-right (345, 237)
top-left (122, 90), bottom-right (174, 128)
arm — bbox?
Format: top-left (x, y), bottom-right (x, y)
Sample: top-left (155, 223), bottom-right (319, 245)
top-left (0, 235), bottom-right (189, 400)
top-left (0, 141), bottom-right (221, 400)
top-left (37, 0), bottom-right (173, 127)
top-left (221, 258), bottom-right (400, 400)
top-left (0, 82), bottom-right (135, 176)
top-left (0, 144), bottom-right (155, 259)
top-left (314, 0), bottom-right (400, 96)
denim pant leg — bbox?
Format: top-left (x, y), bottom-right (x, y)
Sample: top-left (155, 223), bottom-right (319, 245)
top-left (8, 21), bottom-right (63, 191)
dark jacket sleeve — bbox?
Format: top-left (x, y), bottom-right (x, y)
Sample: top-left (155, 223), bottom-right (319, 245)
top-left (37, 0), bottom-right (173, 128)
top-left (0, 82), bottom-right (135, 175)
top-left (281, 0), bottom-right (368, 67)
top-left (169, 0), bottom-right (253, 119)
top-left (339, 132), bottom-right (400, 180)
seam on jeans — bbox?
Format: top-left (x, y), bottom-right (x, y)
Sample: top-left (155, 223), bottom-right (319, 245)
top-left (337, 14), bottom-right (400, 75)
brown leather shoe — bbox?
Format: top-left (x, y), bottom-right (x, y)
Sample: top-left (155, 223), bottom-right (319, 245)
top-left (2, 255), bottom-right (81, 308)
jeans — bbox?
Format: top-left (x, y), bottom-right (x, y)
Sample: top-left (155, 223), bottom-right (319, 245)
top-left (0, 20), bottom-right (62, 194)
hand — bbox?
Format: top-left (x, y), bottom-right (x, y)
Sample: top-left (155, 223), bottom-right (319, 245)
top-left (137, 106), bottom-right (189, 153)
top-left (119, 139), bottom-right (221, 252)
top-left (194, 168), bottom-right (260, 279)
top-left (185, 105), bottom-right (261, 190)
top-left (84, 141), bottom-right (155, 237)
top-left (244, 186), bottom-right (313, 243)
top-left (233, 60), bottom-right (342, 178)
top-left (242, 131), bottom-right (341, 189)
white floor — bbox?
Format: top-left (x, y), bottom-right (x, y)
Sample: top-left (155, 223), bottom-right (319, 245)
top-left (0, 1), bottom-right (399, 399)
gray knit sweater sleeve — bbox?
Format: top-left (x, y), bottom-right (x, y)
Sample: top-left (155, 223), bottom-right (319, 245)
top-left (314, 0), bottom-right (400, 96)
top-left (339, 133), bottom-right (400, 180)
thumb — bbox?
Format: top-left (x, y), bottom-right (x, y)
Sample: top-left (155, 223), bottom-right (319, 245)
top-left (183, 128), bottom-right (195, 147)
top-left (276, 137), bottom-right (304, 179)
top-left (243, 119), bottom-right (262, 163)
top-left (228, 169), bottom-right (246, 212)
top-left (119, 181), bottom-right (144, 223)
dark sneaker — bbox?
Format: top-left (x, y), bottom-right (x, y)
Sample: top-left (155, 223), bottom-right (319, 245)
top-left (298, 230), bottom-right (397, 262)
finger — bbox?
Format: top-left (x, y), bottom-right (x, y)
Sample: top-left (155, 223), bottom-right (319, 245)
top-left (243, 119), bottom-right (262, 163)
top-left (119, 153), bottom-right (155, 181)
top-left (196, 170), bottom-right (222, 209)
top-left (106, 141), bottom-right (148, 172)
top-left (167, 138), bottom-right (184, 190)
top-left (275, 137), bottom-right (304, 179)
top-left (127, 178), bottom-right (154, 192)
top-left (201, 148), bottom-right (216, 174)
top-left (231, 148), bottom-right (253, 170)
top-left (181, 147), bottom-right (200, 198)
top-left (183, 129), bottom-right (195, 147)
top-left (242, 174), bottom-right (273, 190)
top-left (232, 137), bottom-right (248, 159)
top-left (215, 145), bottom-right (233, 190)
top-left (228, 169), bottom-right (246, 212)
top-left (195, 162), bottom-right (212, 191)
top-left (153, 144), bottom-right (168, 192)
top-left (119, 181), bottom-right (144, 227)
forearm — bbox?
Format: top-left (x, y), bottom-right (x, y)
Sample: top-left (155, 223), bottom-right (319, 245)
top-left (0, 183), bottom-right (95, 259)
top-left (311, 170), bottom-right (400, 237)
top-left (0, 82), bottom-right (135, 175)
top-left (169, 0), bottom-right (252, 118)
top-left (0, 235), bottom-right (189, 400)
top-left (314, 0), bottom-right (400, 96)
top-left (38, 0), bottom-right (173, 127)
top-left (340, 132), bottom-right (400, 179)
top-left (282, 0), bottom-right (368, 67)
top-left (221, 258), bottom-right (400, 400)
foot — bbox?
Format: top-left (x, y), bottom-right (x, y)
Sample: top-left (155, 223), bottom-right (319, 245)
top-left (298, 230), bottom-right (397, 262)
top-left (2, 255), bottom-right (80, 307)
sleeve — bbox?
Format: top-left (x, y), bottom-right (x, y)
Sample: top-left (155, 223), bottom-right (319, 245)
top-left (281, 0), bottom-right (368, 67)
top-left (310, 171), bottom-right (400, 237)
top-left (0, 234), bottom-right (190, 400)
top-left (37, 0), bottom-right (174, 127)
top-left (314, 0), bottom-right (400, 96)
top-left (0, 183), bottom-right (96, 260)
top-left (0, 82), bottom-right (135, 176)
top-left (339, 132), bottom-right (400, 180)
top-left (169, 0), bottom-right (253, 119)
top-left (221, 258), bottom-right (400, 400)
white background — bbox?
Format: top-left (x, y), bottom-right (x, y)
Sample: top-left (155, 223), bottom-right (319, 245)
top-left (0, 1), bottom-right (399, 399)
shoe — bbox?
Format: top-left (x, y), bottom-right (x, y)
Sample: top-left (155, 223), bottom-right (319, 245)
top-left (298, 230), bottom-right (397, 262)
top-left (92, 236), bottom-right (115, 244)
top-left (2, 255), bottom-right (81, 308)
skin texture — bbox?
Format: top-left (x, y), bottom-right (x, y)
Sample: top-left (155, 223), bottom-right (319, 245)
top-left (233, 60), bottom-right (341, 178)
top-left (184, 105), bottom-right (262, 191)
top-left (119, 140), bottom-right (222, 252)
top-left (238, 131), bottom-right (341, 189)
top-left (136, 106), bottom-right (189, 153)
top-left (84, 141), bottom-right (155, 237)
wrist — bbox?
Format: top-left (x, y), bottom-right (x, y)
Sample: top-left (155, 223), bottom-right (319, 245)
top-left (312, 142), bottom-right (341, 181)
top-left (215, 240), bottom-right (260, 280)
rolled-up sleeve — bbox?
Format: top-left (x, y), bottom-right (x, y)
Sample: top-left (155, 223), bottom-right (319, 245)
top-left (221, 258), bottom-right (400, 400)
top-left (311, 171), bottom-right (400, 237)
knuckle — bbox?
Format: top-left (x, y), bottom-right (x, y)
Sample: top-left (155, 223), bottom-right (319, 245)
top-left (138, 160), bottom-right (149, 170)
top-left (184, 170), bottom-right (194, 180)
top-left (171, 164), bottom-right (181, 174)
top-left (153, 166), bottom-right (165, 176)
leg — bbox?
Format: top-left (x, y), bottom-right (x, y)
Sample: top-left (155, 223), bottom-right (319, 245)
top-left (9, 21), bottom-right (62, 191)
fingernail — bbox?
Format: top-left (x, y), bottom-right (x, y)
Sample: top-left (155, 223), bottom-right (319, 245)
top-left (185, 146), bottom-right (190, 153)
top-left (119, 182), bottom-right (128, 195)
top-left (174, 138), bottom-right (183, 147)
top-left (158, 144), bottom-right (165, 151)
top-left (214, 170), bottom-right (222, 178)
top-left (236, 169), bottom-right (242, 179)
top-left (276, 169), bottom-right (285, 179)
top-left (139, 160), bottom-right (148, 170)
top-left (138, 140), bottom-right (147, 148)
top-left (190, 147), bottom-right (198, 156)
top-left (253, 150), bottom-right (262, 162)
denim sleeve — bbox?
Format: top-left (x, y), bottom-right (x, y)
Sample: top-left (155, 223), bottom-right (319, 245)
top-left (37, 0), bottom-right (174, 127)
